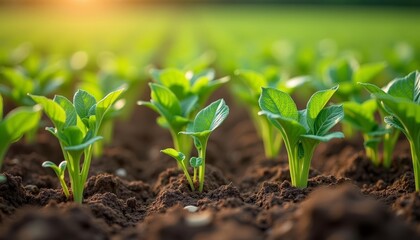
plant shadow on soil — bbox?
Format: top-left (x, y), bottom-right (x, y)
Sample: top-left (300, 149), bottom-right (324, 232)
top-left (1, 87), bottom-right (420, 240)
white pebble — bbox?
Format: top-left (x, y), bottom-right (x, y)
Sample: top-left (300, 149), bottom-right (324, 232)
top-left (185, 211), bottom-right (212, 227)
top-left (183, 205), bottom-right (199, 213)
top-left (115, 168), bottom-right (127, 177)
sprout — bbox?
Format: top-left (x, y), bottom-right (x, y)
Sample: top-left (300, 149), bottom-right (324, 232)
top-left (162, 99), bottom-right (229, 192)
top-left (259, 86), bottom-right (344, 188)
top-left (360, 71), bottom-right (420, 191)
top-left (29, 88), bottom-right (125, 203)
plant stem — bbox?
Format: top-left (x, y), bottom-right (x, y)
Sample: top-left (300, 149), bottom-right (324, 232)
top-left (283, 136), bottom-right (299, 187)
top-left (59, 175), bottom-right (70, 198)
top-left (198, 139), bottom-right (208, 192)
top-left (65, 150), bottom-right (84, 204)
top-left (251, 109), bottom-right (282, 159)
top-left (383, 129), bottom-right (400, 169)
top-left (409, 140), bottom-right (420, 191)
top-left (0, 144), bottom-right (8, 171)
top-left (171, 130), bottom-right (193, 168)
top-left (193, 167), bottom-right (197, 182)
top-left (180, 161), bottom-right (195, 191)
top-left (363, 134), bottom-right (380, 166)
top-left (298, 141), bottom-right (316, 188)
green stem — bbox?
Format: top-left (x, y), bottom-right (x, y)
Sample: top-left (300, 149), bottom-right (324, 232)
top-left (59, 175), bottom-right (70, 198)
top-left (171, 130), bottom-right (192, 168)
top-left (180, 161), bottom-right (195, 191)
top-left (283, 137), bottom-right (299, 187)
top-left (251, 109), bottom-right (282, 159)
top-left (363, 134), bottom-right (380, 166)
top-left (65, 150), bottom-right (84, 204)
top-left (81, 146), bottom-right (93, 186)
top-left (409, 140), bottom-right (420, 191)
top-left (193, 167), bottom-right (197, 182)
top-left (198, 139), bottom-right (208, 192)
top-left (0, 144), bottom-right (8, 171)
top-left (383, 129), bottom-right (400, 169)
top-left (298, 142), bottom-right (317, 188)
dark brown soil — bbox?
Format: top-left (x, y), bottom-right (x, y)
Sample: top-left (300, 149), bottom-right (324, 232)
top-left (1, 87), bottom-right (419, 239)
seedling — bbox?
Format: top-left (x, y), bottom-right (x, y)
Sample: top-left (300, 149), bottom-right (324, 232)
top-left (162, 99), bottom-right (229, 192)
top-left (360, 71), bottom-right (420, 191)
top-left (0, 66), bottom-right (66, 142)
top-left (0, 94), bottom-right (41, 182)
top-left (139, 68), bottom-right (228, 163)
top-left (79, 72), bottom-right (127, 156)
top-left (315, 58), bottom-right (386, 137)
top-left (29, 88), bottom-right (125, 203)
top-left (343, 100), bottom-right (399, 168)
top-left (234, 69), bottom-right (309, 158)
top-left (150, 68), bottom-right (229, 111)
top-left (42, 161), bottom-right (69, 198)
top-left (259, 86), bottom-right (344, 188)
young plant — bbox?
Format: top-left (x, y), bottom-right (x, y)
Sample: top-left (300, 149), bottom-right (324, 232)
top-left (234, 69), bottom-right (309, 158)
top-left (259, 86), bottom-right (344, 188)
top-left (42, 161), bottom-right (69, 198)
top-left (161, 99), bottom-right (229, 192)
top-left (315, 58), bottom-right (386, 137)
top-left (359, 70), bottom-right (420, 191)
top-left (79, 71), bottom-right (127, 157)
top-left (0, 94), bottom-right (41, 182)
top-left (140, 68), bottom-right (228, 163)
top-left (0, 66), bottom-right (66, 141)
top-left (29, 88), bottom-right (125, 203)
top-left (343, 100), bottom-right (399, 168)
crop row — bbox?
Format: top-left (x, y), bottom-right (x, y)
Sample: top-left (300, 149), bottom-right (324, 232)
top-left (1, 50), bottom-right (419, 203)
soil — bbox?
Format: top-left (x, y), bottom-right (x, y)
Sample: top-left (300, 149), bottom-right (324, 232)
top-left (1, 87), bottom-right (420, 240)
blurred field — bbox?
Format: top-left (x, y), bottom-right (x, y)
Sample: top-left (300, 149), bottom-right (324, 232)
top-left (0, 5), bottom-right (419, 73)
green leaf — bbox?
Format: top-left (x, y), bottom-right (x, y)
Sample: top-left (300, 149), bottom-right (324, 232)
top-left (151, 68), bottom-right (189, 99)
top-left (235, 70), bottom-right (267, 94)
top-left (0, 105), bottom-right (41, 143)
top-left (59, 161), bottom-right (67, 173)
top-left (343, 100), bottom-right (377, 132)
top-left (54, 95), bottom-right (77, 128)
top-left (42, 161), bottom-right (58, 169)
top-left (364, 138), bottom-right (381, 149)
top-left (150, 83), bottom-right (182, 116)
top-left (306, 85), bottom-right (338, 132)
top-left (42, 161), bottom-right (66, 176)
top-left (73, 89), bottom-right (97, 119)
top-left (189, 157), bottom-right (203, 168)
top-left (180, 95), bottom-right (198, 116)
top-left (302, 132), bottom-right (344, 142)
top-left (385, 71), bottom-right (420, 103)
top-left (314, 104), bottom-right (344, 135)
top-left (358, 82), bottom-right (386, 95)
top-left (384, 116), bottom-right (406, 135)
top-left (259, 87), bottom-right (298, 120)
top-left (181, 99), bottom-right (229, 136)
top-left (29, 94), bottom-right (66, 129)
top-left (265, 113), bottom-right (307, 147)
top-left (161, 148), bottom-right (185, 162)
top-left (354, 62), bottom-right (386, 83)
top-left (327, 60), bottom-right (353, 84)
top-left (96, 88), bottom-right (125, 126)
top-left (64, 136), bottom-right (103, 151)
